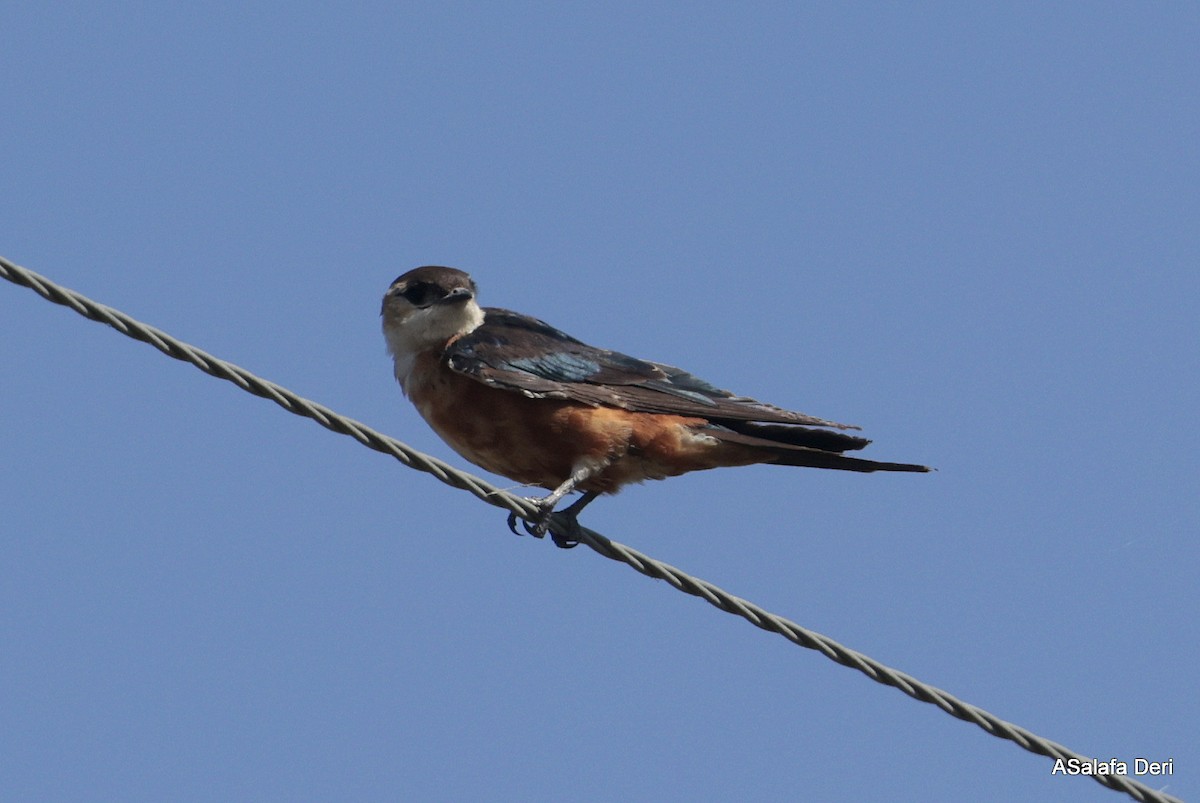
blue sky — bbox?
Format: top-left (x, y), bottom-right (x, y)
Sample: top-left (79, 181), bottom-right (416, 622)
top-left (2, 4), bottom-right (1195, 801)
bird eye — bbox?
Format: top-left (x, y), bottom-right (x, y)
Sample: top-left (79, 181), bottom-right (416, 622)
top-left (399, 281), bottom-right (442, 307)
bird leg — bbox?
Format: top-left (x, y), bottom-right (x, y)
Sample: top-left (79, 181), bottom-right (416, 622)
top-left (506, 460), bottom-right (606, 544)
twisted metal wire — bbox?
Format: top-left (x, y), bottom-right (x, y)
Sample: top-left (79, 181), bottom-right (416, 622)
top-left (1, 255), bottom-right (1182, 803)
top-left (0, 256), bottom-right (542, 522)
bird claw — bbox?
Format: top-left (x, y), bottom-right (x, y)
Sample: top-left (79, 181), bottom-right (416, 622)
top-left (505, 501), bottom-right (552, 537)
top-left (546, 514), bottom-right (583, 549)
top-left (505, 501), bottom-right (582, 549)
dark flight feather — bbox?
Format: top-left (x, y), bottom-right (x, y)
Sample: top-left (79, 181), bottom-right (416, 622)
top-left (446, 308), bottom-right (854, 426)
top-left (444, 308), bottom-right (930, 473)
top-left (705, 425), bottom-right (928, 472)
top-left (446, 309), bottom-right (851, 425)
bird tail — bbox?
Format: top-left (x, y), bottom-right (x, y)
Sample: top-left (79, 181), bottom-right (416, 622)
top-left (710, 423), bottom-right (931, 474)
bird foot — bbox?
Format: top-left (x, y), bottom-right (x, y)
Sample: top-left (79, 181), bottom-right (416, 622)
top-left (505, 497), bottom-right (584, 549)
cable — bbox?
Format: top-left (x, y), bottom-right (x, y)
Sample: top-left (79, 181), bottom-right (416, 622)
top-left (1, 255), bottom-right (1182, 803)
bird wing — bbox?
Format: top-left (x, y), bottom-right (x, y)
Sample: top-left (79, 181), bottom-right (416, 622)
top-left (445, 308), bottom-right (863, 436)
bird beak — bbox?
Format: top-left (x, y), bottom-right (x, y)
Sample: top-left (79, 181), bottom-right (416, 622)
top-left (437, 287), bottom-right (474, 305)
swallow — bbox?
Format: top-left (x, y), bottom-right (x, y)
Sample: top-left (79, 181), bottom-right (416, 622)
top-left (382, 266), bottom-right (930, 545)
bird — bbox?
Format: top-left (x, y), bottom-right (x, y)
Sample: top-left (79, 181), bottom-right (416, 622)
top-left (381, 266), bottom-right (930, 545)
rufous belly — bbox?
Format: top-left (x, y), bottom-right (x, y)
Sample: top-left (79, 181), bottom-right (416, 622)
top-left (405, 355), bottom-right (764, 493)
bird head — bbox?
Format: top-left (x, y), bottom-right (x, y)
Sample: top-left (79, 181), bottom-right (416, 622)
top-left (381, 266), bottom-right (486, 363)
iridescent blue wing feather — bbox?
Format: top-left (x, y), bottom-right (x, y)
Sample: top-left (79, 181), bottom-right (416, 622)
top-left (445, 309), bottom-right (867, 446)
